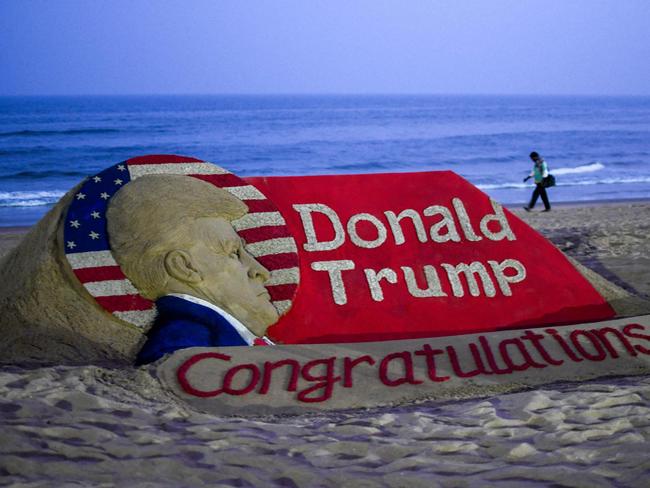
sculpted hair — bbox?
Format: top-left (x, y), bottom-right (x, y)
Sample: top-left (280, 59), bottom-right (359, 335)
top-left (106, 175), bottom-right (248, 299)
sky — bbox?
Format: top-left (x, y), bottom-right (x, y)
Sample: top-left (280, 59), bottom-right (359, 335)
top-left (1, 0), bottom-right (649, 96)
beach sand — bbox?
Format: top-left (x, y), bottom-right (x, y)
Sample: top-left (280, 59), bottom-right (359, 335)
top-left (1, 201), bottom-right (649, 486)
top-left (511, 201), bottom-right (650, 299)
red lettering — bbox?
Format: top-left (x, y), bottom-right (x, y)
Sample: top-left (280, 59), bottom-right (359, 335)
top-left (469, 342), bottom-right (493, 375)
top-left (479, 336), bottom-right (513, 374)
top-left (379, 351), bottom-right (424, 386)
top-left (623, 324), bottom-right (650, 355)
top-left (343, 355), bottom-right (376, 387)
top-left (222, 363), bottom-right (261, 395)
top-left (446, 345), bottom-right (481, 378)
top-left (590, 327), bottom-right (638, 358)
top-left (177, 352), bottom-right (232, 398)
top-left (258, 359), bottom-right (301, 394)
top-left (414, 344), bottom-right (450, 382)
top-left (545, 328), bottom-right (583, 362)
top-left (499, 338), bottom-right (547, 371)
top-left (520, 330), bottom-right (564, 365)
top-left (298, 357), bottom-right (341, 403)
top-left (570, 330), bottom-right (607, 361)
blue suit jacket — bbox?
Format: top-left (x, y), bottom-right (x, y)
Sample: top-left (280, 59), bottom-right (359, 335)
top-left (136, 295), bottom-right (250, 365)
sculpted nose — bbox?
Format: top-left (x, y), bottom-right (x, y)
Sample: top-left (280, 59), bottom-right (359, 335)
top-left (243, 250), bottom-right (271, 283)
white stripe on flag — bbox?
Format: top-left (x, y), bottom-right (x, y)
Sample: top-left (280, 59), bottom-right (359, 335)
top-left (83, 279), bottom-right (139, 297)
top-left (113, 309), bottom-right (158, 329)
top-left (233, 212), bottom-right (287, 231)
top-left (66, 250), bottom-right (117, 269)
top-left (245, 237), bottom-right (298, 257)
top-left (223, 185), bottom-right (267, 200)
top-left (272, 300), bottom-right (292, 315)
top-left (128, 162), bottom-right (230, 179)
top-left (267, 267), bottom-right (300, 286)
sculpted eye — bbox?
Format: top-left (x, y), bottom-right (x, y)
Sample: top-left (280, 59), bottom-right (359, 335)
top-left (228, 243), bottom-right (242, 260)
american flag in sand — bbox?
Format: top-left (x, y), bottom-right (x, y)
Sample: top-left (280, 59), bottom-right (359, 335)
top-left (63, 155), bottom-right (300, 330)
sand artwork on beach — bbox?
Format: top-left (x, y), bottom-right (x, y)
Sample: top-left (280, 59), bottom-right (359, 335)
top-left (0, 154), bottom-right (639, 363)
top-left (0, 154), bottom-right (649, 484)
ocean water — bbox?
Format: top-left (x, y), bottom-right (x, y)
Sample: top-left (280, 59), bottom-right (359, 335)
top-left (1, 94), bottom-right (650, 226)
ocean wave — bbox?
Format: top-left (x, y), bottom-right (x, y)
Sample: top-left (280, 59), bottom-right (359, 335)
top-left (552, 162), bottom-right (605, 176)
top-left (0, 190), bottom-right (65, 207)
top-left (477, 175), bottom-right (650, 191)
top-left (0, 169), bottom-right (88, 180)
top-left (567, 176), bottom-right (650, 186)
top-left (0, 128), bottom-right (120, 138)
top-left (477, 182), bottom-right (531, 190)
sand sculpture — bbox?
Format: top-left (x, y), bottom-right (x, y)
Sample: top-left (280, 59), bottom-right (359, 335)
top-left (0, 154), bottom-right (647, 369)
top-left (159, 315), bottom-right (650, 414)
top-left (0, 155), bottom-right (298, 364)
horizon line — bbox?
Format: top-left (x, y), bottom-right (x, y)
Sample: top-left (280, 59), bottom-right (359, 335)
top-left (2, 92), bottom-right (650, 98)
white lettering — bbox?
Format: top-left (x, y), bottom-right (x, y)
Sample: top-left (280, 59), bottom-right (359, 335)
top-left (423, 205), bottom-right (461, 243)
top-left (311, 260), bottom-right (355, 305)
top-left (364, 268), bottom-right (398, 301)
top-left (293, 204), bottom-right (345, 252)
top-left (441, 262), bottom-right (496, 297)
top-left (452, 198), bottom-right (482, 242)
top-left (347, 213), bottom-right (388, 249)
top-left (384, 209), bottom-right (428, 245)
top-left (480, 200), bottom-right (516, 241)
top-left (488, 259), bottom-right (526, 296)
top-left (401, 265), bottom-right (447, 297)
top-left (295, 197), bottom-right (517, 252)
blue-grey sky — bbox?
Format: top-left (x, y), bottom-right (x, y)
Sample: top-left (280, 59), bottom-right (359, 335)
top-left (1, 0), bottom-right (649, 96)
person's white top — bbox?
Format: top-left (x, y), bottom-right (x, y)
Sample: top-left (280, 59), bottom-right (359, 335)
top-left (166, 293), bottom-right (275, 345)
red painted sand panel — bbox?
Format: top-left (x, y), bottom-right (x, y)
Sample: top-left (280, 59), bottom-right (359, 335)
top-left (245, 171), bottom-right (614, 344)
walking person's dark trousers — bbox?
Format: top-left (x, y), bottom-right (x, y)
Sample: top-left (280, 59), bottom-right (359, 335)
top-left (529, 183), bottom-right (551, 210)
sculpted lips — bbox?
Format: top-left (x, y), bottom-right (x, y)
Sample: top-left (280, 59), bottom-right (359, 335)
top-left (257, 289), bottom-right (271, 300)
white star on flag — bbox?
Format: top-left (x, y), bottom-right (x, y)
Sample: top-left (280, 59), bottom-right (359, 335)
top-left (100, 192), bottom-right (110, 200)
top-left (69, 220), bottom-right (81, 228)
top-left (114, 179), bottom-right (123, 185)
top-left (91, 211), bottom-right (101, 219)
top-left (117, 164), bottom-right (126, 171)
top-left (66, 241), bottom-right (76, 249)
top-left (89, 231), bottom-right (100, 240)
top-left (76, 192), bottom-right (86, 200)
top-left (93, 176), bottom-right (102, 183)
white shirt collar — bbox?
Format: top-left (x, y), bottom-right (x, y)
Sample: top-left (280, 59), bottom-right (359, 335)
top-left (165, 293), bottom-right (274, 346)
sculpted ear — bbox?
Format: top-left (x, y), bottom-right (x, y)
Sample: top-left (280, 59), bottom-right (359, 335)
top-left (164, 250), bottom-right (202, 284)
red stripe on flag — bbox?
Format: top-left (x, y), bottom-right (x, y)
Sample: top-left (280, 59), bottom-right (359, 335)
top-left (74, 266), bottom-right (126, 283)
top-left (256, 253), bottom-right (300, 270)
top-left (239, 225), bottom-right (293, 244)
top-left (268, 284), bottom-right (298, 301)
top-left (191, 175), bottom-right (280, 213)
top-left (126, 155), bottom-right (204, 165)
top-left (95, 294), bottom-right (154, 312)
top-left (193, 173), bottom-right (246, 187)
top-left (241, 199), bottom-right (278, 213)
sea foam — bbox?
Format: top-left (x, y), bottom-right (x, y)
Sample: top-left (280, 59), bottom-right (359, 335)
top-left (552, 162), bottom-right (605, 175)
top-left (0, 190), bottom-right (65, 207)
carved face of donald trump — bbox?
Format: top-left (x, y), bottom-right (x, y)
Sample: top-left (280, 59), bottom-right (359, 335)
top-left (106, 175), bottom-right (279, 337)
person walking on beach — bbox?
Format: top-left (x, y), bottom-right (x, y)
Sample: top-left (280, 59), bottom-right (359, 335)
top-left (523, 151), bottom-right (551, 212)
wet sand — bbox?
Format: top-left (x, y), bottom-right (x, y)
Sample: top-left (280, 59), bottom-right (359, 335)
top-left (1, 201), bottom-right (649, 486)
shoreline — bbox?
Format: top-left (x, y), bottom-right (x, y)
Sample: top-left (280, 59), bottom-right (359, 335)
top-left (3, 197), bottom-right (650, 233)
top-left (506, 196), bottom-right (650, 209)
